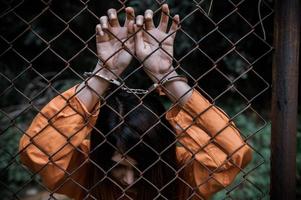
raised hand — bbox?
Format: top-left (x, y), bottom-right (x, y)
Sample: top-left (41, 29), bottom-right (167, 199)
top-left (134, 4), bottom-right (180, 82)
top-left (96, 7), bottom-right (135, 76)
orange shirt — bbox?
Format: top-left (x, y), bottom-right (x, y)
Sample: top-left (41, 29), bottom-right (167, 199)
top-left (19, 84), bottom-right (252, 200)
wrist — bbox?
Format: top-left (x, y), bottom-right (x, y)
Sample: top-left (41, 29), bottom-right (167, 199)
top-left (147, 68), bottom-right (179, 83)
top-left (147, 69), bottom-right (192, 105)
top-left (93, 62), bottom-right (120, 80)
top-left (95, 59), bottom-right (129, 78)
top-left (163, 80), bottom-right (193, 105)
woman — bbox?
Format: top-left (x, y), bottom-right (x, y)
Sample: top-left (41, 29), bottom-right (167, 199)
top-left (19, 4), bottom-right (252, 200)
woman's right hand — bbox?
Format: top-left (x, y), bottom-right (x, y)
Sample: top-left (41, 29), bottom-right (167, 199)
top-left (76, 8), bottom-right (135, 112)
top-left (96, 7), bottom-right (135, 76)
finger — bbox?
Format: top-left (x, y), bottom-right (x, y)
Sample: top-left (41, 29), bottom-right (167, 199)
top-left (96, 24), bottom-right (109, 42)
top-left (107, 8), bottom-right (120, 27)
top-left (144, 9), bottom-right (155, 30)
top-left (134, 16), bottom-right (144, 52)
top-left (158, 4), bottom-right (170, 32)
top-left (100, 16), bottom-right (109, 30)
top-left (100, 16), bottom-right (114, 39)
top-left (124, 7), bottom-right (135, 26)
top-left (134, 24), bottom-right (144, 54)
top-left (168, 14), bottom-right (180, 39)
top-left (136, 15), bottom-right (144, 28)
top-left (127, 20), bottom-right (135, 35)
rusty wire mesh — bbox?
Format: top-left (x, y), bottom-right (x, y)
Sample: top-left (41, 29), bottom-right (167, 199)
top-left (0, 0), bottom-right (274, 199)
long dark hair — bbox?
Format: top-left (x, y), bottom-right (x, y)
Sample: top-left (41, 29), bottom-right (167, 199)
top-left (87, 89), bottom-right (178, 199)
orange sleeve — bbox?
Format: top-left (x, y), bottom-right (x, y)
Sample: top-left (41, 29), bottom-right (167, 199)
top-left (19, 83), bottom-right (101, 198)
top-left (166, 89), bottom-right (253, 199)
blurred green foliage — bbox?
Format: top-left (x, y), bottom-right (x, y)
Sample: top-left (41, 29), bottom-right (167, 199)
top-left (213, 112), bottom-right (271, 200)
top-left (0, 114), bottom-right (33, 198)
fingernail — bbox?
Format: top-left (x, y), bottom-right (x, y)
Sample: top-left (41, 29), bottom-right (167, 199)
top-left (137, 16), bottom-right (143, 25)
top-left (126, 7), bottom-right (133, 13)
top-left (146, 13), bottom-right (152, 19)
top-left (110, 13), bottom-right (116, 19)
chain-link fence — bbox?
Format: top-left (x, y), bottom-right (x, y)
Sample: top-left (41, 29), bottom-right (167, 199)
top-left (0, 0), bottom-right (281, 199)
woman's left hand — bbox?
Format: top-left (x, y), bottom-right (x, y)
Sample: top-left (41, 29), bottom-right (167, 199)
top-left (134, 4), bottom-right (180, 82)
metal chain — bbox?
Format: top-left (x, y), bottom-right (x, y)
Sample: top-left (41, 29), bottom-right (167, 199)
top-left (121, 87), bottom-right (149, 94)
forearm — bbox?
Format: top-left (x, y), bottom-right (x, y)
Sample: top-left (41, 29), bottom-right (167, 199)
top-left (75, 63), bottom-right (118, 112)
top-left (19, 84), bottom-right (101, 164)
top-left (151, 70), bottom-right (193, 106)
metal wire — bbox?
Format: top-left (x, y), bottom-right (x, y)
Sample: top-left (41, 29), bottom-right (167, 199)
top-left (0, 0), bottom-right (274, 199)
